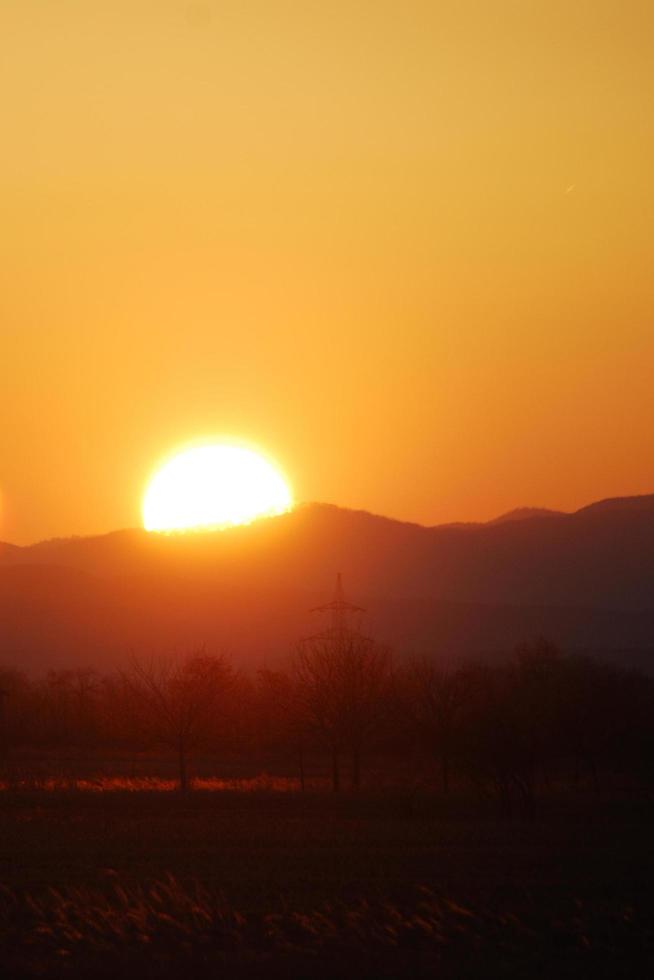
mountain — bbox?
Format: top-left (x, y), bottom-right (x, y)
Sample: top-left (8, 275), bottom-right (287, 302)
top-left (576, 493), bottom-right (654, 517)
top-left (486, 507), bottom-right (563, 525)
top-left (1, 495), bottom-right (653, 673)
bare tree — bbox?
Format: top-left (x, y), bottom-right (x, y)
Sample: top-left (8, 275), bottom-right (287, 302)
top-left (121, 651), bottom-right (234, 792)
top-left (257, 668), bottom-right (308, 790)
top-left (0, 686), bottom-right (9, 761)
top-left (457, 644), bottom-right (564, 819)
top-left (38, 669), bottom-right (102, 746)
top-left (294, 631), bottom-right (390, 790)
top-left (399, 660), bottom-right (464, 793)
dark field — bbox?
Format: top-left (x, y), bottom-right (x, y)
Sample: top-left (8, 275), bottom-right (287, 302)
top-left (1, 782), bottom-right (653, 978)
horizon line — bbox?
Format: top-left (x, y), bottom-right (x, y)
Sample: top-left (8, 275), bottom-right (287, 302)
top-left (3, 489), bottom-right (654, 549)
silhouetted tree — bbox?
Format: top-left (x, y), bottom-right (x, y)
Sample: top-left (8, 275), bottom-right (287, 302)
top-left (37, 669), bottom-right (102, 747)
top-left (294, 632), bottom-right (390, 790)
top-left (121, 651), bottom-right (234, 792)
top-left (257, 668), bottom-right (309, 789)
top-left (398, 660), bottom-right (464, 793)
top-left (0, 683), bottom-right (10, 760)
top-left (556, 654), bottom-right (654, 787)
top-left (457, 642), bottom-right (570, 817)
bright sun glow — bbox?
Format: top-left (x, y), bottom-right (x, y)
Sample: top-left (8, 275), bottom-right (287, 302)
top-left (143, 444), bottom-right (293, 532)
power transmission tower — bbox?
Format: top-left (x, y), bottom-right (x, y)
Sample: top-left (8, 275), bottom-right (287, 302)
top-left (305, 572), bottom-right (366, 641)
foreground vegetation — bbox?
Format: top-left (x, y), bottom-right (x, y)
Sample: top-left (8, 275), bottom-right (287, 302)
top-left (2, 637), bottom-right (653, 807)
top-left (1, 784), bottom-right (653, 977)
top-left (1, 637), bottom-right (653, 974)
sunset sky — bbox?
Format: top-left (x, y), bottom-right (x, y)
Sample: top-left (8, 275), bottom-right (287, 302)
top-left (1, 0), bottom-right (653, 544)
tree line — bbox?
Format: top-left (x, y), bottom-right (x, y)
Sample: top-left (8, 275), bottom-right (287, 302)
top-left (1, 636), bottom-right (653, 812)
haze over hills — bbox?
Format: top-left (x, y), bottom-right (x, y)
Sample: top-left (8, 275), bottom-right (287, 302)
top-left (1, 494), bottom-right (653, 673)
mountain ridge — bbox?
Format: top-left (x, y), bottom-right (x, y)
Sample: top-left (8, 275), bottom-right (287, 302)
top-left (4, 491), bottom-right (654, 553)
top-left (1, 493), bottom-right (653, 673)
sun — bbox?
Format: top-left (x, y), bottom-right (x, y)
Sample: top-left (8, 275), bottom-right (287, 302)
top-left (143, 443), bottom-right (293, 533)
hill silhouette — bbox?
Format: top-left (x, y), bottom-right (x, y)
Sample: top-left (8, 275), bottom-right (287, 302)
top-left (1, 495), bottom-right (653, 672)
top-left (486, 506), bottom-right (563, 525)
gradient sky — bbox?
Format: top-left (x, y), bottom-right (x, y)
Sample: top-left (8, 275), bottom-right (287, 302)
top-left (1, 1), bottom-right (653, 544)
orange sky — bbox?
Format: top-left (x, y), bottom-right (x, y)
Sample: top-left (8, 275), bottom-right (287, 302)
top-left (1, 0), bottom-right (653, 544)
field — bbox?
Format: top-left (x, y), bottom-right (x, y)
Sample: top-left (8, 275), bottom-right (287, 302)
top-left (1, 775), bottom-right (653, 978)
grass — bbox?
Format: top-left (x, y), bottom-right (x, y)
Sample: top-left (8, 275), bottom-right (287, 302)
top-left (1, 780), bottom-right (653, 977)
top-left (0, 773), bottom-right (308, 793)
top-left (2, 872), bottom-right (651, 979)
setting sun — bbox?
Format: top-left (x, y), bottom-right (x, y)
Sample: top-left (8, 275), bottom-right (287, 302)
top-left (143, 444), bottom-right (293, 533)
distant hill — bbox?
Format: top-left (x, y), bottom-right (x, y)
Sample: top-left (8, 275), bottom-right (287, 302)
top-left (576, 493), bottom-right (654, 516)
top-left (486, 507), bottom-right (563, 525)
top-left (1, 494), bottom-right (653, 673)
top-left (435, 506), bottom-right (563, 531)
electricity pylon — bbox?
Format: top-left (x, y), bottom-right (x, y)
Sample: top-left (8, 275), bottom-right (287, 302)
top-left (305, 572), bottom-right (366, 641)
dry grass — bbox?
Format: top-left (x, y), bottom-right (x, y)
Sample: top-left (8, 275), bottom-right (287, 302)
top-left (0, 772), bottom-right (314, 793)
top-left (1, 782), bottom-right (653, 977)
top-left (1, 872), bottom-right (651, 979)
